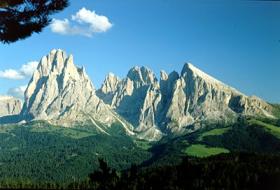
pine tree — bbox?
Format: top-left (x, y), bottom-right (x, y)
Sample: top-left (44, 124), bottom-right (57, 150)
top-left (0, 0), bottom-right (69, 43)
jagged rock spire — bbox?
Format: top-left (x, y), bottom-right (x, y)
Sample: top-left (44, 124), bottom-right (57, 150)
top-left (20, 50), bottom-right (134, 137)
top-left (98, 63), bottom-right (274, 138)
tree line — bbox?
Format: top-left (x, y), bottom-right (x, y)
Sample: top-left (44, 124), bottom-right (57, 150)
top-left (1, 152), bottom-right (280, 190)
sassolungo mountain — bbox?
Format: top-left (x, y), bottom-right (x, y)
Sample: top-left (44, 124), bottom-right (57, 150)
top-left (0, 49), bottom-right (279, 188)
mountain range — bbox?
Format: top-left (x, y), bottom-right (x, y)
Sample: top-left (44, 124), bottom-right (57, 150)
top-left (0, 49), bottom-right (280, 187)
top-left (0, 49), bottom-right (276, 141)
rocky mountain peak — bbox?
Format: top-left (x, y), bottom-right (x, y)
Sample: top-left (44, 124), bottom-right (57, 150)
top-left (160, 71), bottom-right (179, 96)
top-left (38, 50), bottom-right (81, 77)
top-left (160, 70), bottom-right (168, 81)
top-left (98, 63), bottom-right (275, 139)
top-left (181, 63), bottom-right (223, 84)
top-left (19, 49), bottom-right (135, 136)
top-left (21, 50), bottom-right (99, 122)
top-left (37, 49), bottom-right (67, 76)
top-left (127, 66), bottom-right (157, 85)
top-left (99, 72), bottom-right (120, 94)
top-left (168, 71), bottom-right (180, 81)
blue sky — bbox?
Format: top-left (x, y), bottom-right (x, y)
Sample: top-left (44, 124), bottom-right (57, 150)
top-left (0, 0), bottom-right (279, 103)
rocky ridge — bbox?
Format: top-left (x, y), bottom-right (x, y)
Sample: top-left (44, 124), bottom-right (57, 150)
top-left (0, 49), bottom-right (274, 141)
top-left (20, 49), bottom-right (134, 135)
top-left (97, 66), bottom-right (163, 140)
top-left (97, 63), bottom-right (274, 138)
top-left (0, 96), bottom-right (22, 117)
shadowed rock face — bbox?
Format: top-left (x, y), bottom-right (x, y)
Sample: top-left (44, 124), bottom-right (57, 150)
top-left (20, 49), bottom-right (134, 135)
top-left (97, 66), bottom-right (163, 141)
top-left (0, 96), bottom-right (22, 117)
top-left (98, 63), bottom-right (274, 138)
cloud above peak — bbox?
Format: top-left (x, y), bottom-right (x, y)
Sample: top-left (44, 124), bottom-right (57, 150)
top-left (50, 7), bottom-right (113, 37)
top-left (0, 61), bottom-right (38, 80)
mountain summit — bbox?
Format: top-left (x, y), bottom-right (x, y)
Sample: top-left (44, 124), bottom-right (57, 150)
top-left (20, 49), bottom-right (133, 135)
top-left (98, 62), bottom-right (274, 138)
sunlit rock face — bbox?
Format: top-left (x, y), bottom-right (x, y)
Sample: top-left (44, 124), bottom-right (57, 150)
top-left (98, 63), bottom-right (274, 138)
top-left (163, 63), bottom-right (273, 134)
top-left (97, 66), bottom-right (163, 141)
top-left (0, 96), bottom-right (22, 117)
top-left (20, 49), bottom-right (134, 135)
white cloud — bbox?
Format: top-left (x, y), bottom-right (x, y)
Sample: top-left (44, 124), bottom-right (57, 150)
top-left (50, 19), bottom-right (72, 35)
top-left (50, 7), bottom-right (112, 37)
top-left (20, 61), bottom-right (39, 77)
top-left (7, 85), bottom-right (27, 99)
top-left (0, 61), bottom-right (38, 80)
top-left (0, 69), bottom-right (24, 80)
top-left (72, 8), bottom-right (113, 33)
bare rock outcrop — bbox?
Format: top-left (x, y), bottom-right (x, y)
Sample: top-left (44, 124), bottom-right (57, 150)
top-left (0, 96), bottom-right (22, 117)
top-left (20, 49), bottom-right (134, 135)
top-left (98, 63), bottom-right (274, 139)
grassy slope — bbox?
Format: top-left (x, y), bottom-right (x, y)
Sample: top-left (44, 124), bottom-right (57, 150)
top-left (185, 127), bottom-right (231, 157)
top-left (0, 125), bottom-right (17, 134)
top-left (197, 127), bottom-right (230, 141)
top-left (134, 139), bottom-right (153, 150)
top-left (143, 117), bottom-right (280, 166)
top-left (30, 126), bottom-right (96, 139)
top-left (184, 144), bottom-right (229, 158)
top-left (271, 104), bottom-right (280, 118)
top-left (249, 119), bottom-right (280, 139)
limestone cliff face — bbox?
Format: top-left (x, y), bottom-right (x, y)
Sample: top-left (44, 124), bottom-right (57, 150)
top-left (98, 66), bottom-right (163, 140)
top-left (20, 49), bottom-right (133, 135)
top-left (0, 96), bottom-right (22, 117)
top-left (98, 63), bottom-right (274, 138)
top-left (96, 73), bottom-right (121, 105)
top-left (13, 49), bottom-right (274, 140)
top-left (163, 63), bottom-right (273, 133)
